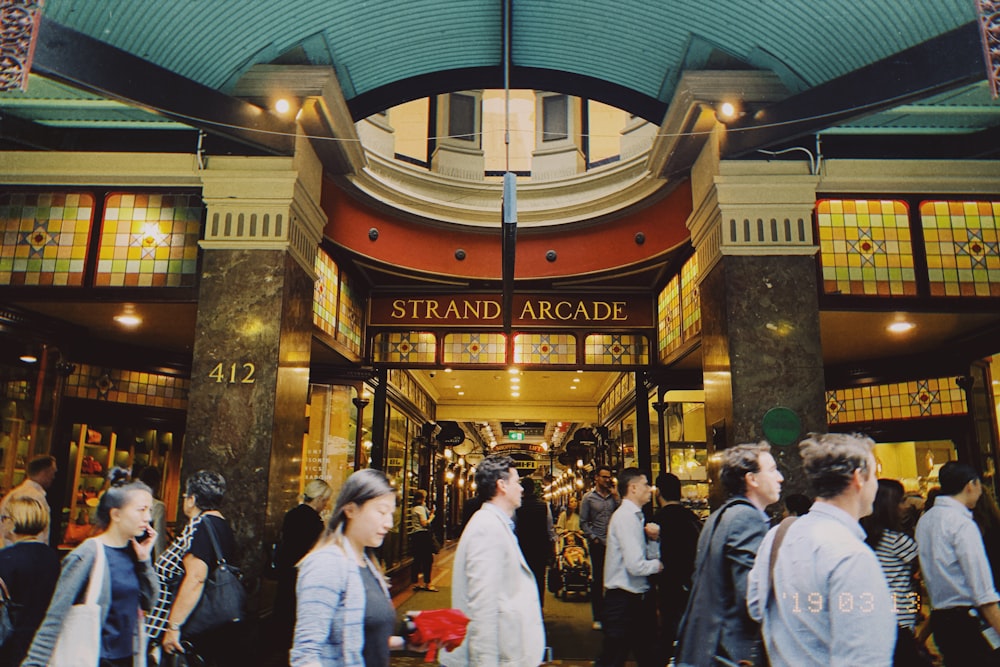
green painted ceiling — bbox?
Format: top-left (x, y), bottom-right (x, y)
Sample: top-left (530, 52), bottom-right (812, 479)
top-left (41, 0), bottom-right (976, 108)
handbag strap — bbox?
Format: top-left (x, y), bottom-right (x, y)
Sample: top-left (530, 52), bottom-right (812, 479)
top-left (84, 537), bottom-right (106, 606)
top-left (199, 515), bottom-right (227, 566)
top-left (690, 498), bottom-right (755, 585)
top-left (0, 575), bottom-right (10, 603)
top-left (766, 516), bottom-right (797, 607)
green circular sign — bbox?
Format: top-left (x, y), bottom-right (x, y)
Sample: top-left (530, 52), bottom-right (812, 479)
top-left (761, 407), bottom-right (802, 447)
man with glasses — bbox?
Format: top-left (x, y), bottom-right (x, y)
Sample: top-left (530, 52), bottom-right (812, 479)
top-left (581, 465), bottom-right (620, 630)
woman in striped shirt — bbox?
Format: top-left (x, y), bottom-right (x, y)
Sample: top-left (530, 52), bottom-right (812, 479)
top-left (861, 478), bottom-right (933, 667)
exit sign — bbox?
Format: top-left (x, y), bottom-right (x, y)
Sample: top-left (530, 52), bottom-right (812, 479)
top-left (508, 430), bottom-right (524, 441)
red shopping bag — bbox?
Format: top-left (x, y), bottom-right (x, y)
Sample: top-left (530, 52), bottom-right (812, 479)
top-left (405, 608), bottom-right (470, 662)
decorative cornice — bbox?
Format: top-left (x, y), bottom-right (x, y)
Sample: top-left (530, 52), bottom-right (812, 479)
top-left (339, 149), bottom-right (670, 228)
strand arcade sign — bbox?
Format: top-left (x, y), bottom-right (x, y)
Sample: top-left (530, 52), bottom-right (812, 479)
top-left (369, 293), bottom-right (653, 329)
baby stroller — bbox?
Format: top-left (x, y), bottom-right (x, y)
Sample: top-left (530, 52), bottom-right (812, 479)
top-left (549, 530), bottom-right (591, 600)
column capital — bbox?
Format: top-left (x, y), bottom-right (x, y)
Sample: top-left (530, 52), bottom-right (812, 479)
top-left (687, 158), bottom-right (819, 276)
top-left (199, 147), bottom-right (326, 277)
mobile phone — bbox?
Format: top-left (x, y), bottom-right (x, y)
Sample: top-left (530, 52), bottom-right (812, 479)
top-left (138, 528), bottom-right (152, 543)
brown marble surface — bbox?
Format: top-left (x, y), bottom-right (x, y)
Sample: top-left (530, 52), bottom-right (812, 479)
top-left (183, 249), bottom-right (313, 595)
top-left (700, 254), bottom-right (826, 496)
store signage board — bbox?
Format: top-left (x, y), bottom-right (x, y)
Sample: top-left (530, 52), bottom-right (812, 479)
top-left (369, 293), bottom-right (653, 328)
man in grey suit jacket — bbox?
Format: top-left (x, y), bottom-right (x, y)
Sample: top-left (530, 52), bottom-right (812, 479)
top-left (440, 455), bottom-right (546, 667)
top-left (675, 442), bottom-right (783, 667)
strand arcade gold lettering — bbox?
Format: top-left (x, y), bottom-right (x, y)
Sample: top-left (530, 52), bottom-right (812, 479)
top-left (388, 297), bottom-right (629, 323)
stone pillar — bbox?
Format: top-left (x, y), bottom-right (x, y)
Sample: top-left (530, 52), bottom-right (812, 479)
top-left (688, 140), bottom-right (826, 496)
top-left (184, 140), bottom-right (326, 593)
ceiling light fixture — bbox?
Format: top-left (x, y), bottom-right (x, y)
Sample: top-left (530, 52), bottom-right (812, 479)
top-left (274, 98), bottom-right (291, 114)
top-left (887, 321), bottom-right (915, 333)
top-left (19, 353), bottom-right (38, 363)
top-left (511, 391), bottom-right (520, 397)
top-left (508, 367), bottom-right (520, 375)
top-left (114, 305), bottom-right (142, 328)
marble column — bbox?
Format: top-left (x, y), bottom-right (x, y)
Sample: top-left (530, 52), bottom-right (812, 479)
top-left (184, 149), bottom-right (326, 594)
top-left (689, 154), bottom-right (826, 497)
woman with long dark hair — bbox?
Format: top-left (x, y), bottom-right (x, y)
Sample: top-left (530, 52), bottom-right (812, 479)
top-left (291, 469), bottom-right (415, 667)
top-left (861, 478), bottom-right (932, 667)
top-left (23, 468), bottom-right (159, 667)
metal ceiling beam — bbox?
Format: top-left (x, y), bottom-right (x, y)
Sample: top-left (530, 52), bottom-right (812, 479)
top-left (721, 22), bottom-right (985, 158)
top-left (30, 19), bottom-right (295, 155)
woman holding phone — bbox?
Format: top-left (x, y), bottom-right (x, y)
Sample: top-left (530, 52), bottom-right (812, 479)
top-left (22, 467), bottom-right (159, 667)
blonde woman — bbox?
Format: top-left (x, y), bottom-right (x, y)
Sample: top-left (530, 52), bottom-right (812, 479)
top-left (291, 469), bottom-right (415, 667)
top-left (274, 479), bottom-right (334, 649)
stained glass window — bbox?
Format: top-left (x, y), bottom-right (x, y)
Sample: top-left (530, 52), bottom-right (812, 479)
top-left (0, 192), bottom-right (94, 286)
top-left (920, 200), bottom-right (1000, 297)
top-left (313, 250), bottom-right (340, 338)
top-left (816, 199), bottom-right (916, 296)
top-left (586, 335), bottom-right (649, 365)
top-left (657, 276), bottom-right (681, 359)
top-left (96, 193), bottom-right (201, 287)
top-left (442, 333), bottom-right (506, 364)
top-left (680, 254), bottom-right (700, 339)
top-left (63, 363), bottom-right (189, 410)
top-left (826, 377), bottom-right (966, 424)
top-left (513, 333), bottom-right (576, 365)
top-left (337, 272), bottom-right (364, 355)
top-left (373, 332), bottom-right (437, 364)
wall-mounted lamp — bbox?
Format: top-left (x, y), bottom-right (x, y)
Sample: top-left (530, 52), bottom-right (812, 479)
top-left (113, 304), bottom-right (142, 328)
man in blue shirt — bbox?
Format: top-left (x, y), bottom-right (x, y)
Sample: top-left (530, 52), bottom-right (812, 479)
top-left (915, 461), bottom-right (1000, 666)
top-left (747, 433), bottom-right (895, 667)
top-left (596, 467), bottom-right (662, 667)
top-left (580, 464), bottom-right (620, 630)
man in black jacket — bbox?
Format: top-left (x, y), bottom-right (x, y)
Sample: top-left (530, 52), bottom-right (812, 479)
top-left (651, 472), bottom-right (701, 663)
top-left (516, 477), bottom-right (554, 607)
top-left (675, 442), bottom-right (783, 667)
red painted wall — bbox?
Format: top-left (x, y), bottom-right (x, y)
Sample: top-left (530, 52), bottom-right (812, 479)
top-left (321, 179), bottom-right (692, 280)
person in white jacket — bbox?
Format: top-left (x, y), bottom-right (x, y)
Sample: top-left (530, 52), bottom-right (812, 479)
top-left (439, 455), bottom-right (546, 667)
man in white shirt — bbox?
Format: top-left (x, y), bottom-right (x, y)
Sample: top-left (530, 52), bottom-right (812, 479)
top-left (0, 455), bottom-right (56, 546)
top-left (596, 467), bottom-right (662, 667)
top-left (747, 433), bottom-right (895, 667)
top-left (916, 461), bottom-right (1000, 666)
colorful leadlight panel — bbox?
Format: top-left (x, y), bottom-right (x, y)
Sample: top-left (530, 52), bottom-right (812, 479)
top-left (373, 332), bottom-right (436, 364)
top-left (96, 193), bottom-right (201, 287)
top-left (826, 377), bottom-right (966, 424)
top-left (585, 334), bottom-right (649, 366)
top-left (313, 250), bottom-right (340, 338)
top-left (920, 200), bottom-right (1000, 297)
top-left (336, 272), bottom-right (364, 355)
top-left (680, 254), bottom-right (700, 339)
top-left (63, 363), bottom-right (190, 410)
top-left (657, 276), bottom-right (681, 359)
top-left (513, 333), bottom-right (576, 365)
top-left (0, 192), bottom-right (94, 286)
top-left (816, 199), bottom-right (916, 296)
top-left (442, 333), bottom-right (506, 364)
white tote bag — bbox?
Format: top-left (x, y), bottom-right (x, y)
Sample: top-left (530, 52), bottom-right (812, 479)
top-left (50, 538), bottom-right (105, 667)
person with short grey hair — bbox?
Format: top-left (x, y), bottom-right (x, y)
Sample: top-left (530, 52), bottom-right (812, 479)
top-left (747, 433), bottom-right (895, 667)
top-left (676, 442), bottom-right (783, 666)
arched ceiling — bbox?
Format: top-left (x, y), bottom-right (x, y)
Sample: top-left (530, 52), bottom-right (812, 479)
top-left (40, 0), bottom-right (977, 122)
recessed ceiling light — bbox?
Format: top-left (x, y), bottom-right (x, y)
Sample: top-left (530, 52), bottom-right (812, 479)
top-left (454, 385), bottom-right (461, 389)
top-left (444, 368), bottom-right (453, 373)
top-left (508, 367), bottom-right (520, 375)
top-left (114, 313), bottom-right (142, 327)
top-left (458, 391), bottom-right (465, 396)
top-left (570, 386), bottom-right (578, 390)
top-left (510, 377), bottom-right (520, 383)
top-left (511, 391), bottom-right (520, 397)
top-left (576, 369), bottom-right (583, 373)
top-left (274, 98), bottom-right (291, 114)
top-left (887, 321), bottom-right (915, 333)
top-left (573, 378), bottom-right (580, 383)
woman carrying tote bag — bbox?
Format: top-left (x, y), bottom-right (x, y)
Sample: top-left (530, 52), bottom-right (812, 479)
top-left (22, 468), bottom-right (159, 667)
